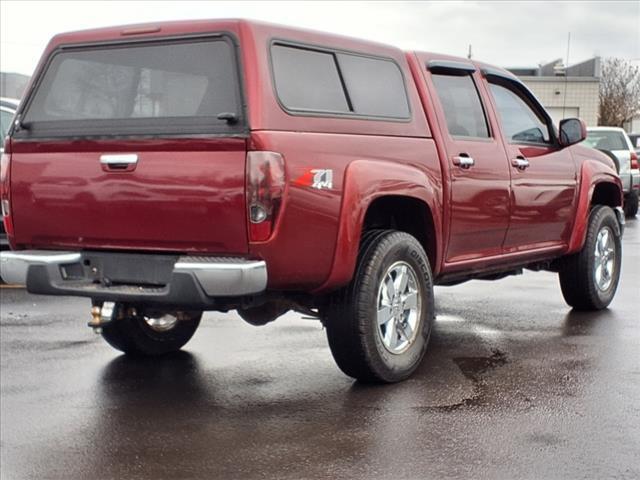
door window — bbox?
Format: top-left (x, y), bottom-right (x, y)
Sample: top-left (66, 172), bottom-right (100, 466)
top-left (431, 73), bottom-right (489, 139)
top-left (489, 82), bottom-right (551, 144)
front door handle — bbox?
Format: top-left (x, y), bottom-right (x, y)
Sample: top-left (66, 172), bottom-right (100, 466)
top-left (452, 154), bottom-right (475, 169)
top-left (511, 156), bottom-right (530, 170)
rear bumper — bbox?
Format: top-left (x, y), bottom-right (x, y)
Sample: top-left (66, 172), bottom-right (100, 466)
top-left (0, 250), bottom-right (267, 307)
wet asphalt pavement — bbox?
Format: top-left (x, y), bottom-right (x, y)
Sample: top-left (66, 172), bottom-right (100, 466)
top-left (1, 220), bottom-right (639, 480)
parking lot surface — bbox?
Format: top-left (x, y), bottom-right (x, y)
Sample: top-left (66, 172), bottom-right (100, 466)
top-left (1, 219), bottom-right (639, 480)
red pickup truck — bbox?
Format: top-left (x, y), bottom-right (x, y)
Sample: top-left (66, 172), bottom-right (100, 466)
top-left (0, 20), bottom-right (624, 383)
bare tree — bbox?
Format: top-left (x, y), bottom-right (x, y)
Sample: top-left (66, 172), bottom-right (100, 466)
top-left (598, 58), bottom-right (640, 127)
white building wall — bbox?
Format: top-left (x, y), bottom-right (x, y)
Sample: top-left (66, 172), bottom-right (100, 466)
top-left (517, 77), bottom-right (600, 127)
top-left (623, 115), bottom-right (640, 134)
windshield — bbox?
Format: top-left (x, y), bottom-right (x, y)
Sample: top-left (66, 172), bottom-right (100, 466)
top-left (582, 130), bottom-right (628, 151)
top-left (21, 36), bottom-right (244, 137)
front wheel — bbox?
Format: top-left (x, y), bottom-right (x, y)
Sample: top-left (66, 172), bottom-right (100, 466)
top-left (101, 305), bottom-right (201, 356)
top-left (323, 230), bottom-right (435, 383)
top-left (559, 205), bottom-right (622, 310)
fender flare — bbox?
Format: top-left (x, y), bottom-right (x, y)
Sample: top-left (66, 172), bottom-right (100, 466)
top-left (567, 160), bottom-right (623, 254)
top-left (313, 159), bottom-right (442, 293)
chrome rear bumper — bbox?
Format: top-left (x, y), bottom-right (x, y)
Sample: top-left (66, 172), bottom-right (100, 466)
top-left (0, 250), bottom-right (267, 303)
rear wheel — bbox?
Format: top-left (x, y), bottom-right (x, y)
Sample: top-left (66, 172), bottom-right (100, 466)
top-left (101, 305), bottom-right (201, 356)
top-left (559, 205), bottom-right (621, 310)
top-left (324, 230), bottom-right (434, 383)
top-left (624, 191), bottom-right (638, 217)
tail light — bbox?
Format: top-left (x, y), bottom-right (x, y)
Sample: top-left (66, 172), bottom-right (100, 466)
top-left (630, 150), bottom-right (639, 170)
top-left (1, 138), bottom-right (14, 240)
top-left (246, 151), bottom-right (286, 242)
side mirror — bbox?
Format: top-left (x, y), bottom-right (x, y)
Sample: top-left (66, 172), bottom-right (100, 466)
top-left (558, 118), bottom-right (587, 147)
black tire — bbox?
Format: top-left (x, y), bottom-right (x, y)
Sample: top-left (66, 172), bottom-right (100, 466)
top-left (101, 306), bottom-right (201, 356)
top-left (624, 191), bottom-right (638, 218)
top-left (559, 205), bottom-right (622, 310)
top-left (324, 230), bottom-right (435, 383)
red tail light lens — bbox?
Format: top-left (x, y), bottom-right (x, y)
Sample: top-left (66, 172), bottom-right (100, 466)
top-left (630, 151), bottom-right (639, 170)
top-left (246, 151), bottom-right (286, 242)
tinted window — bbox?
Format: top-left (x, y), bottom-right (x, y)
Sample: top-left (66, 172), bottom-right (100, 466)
top-left (489, 82), bottom-right (550, 144)
top-left (271, 45), bottom-right (349, 113)
top-left (337, 54), bottom-right (409, 117)
top-left (271, 44), bottom-right (410, 119)
top-left (23, 38), bottom-right (242, 136)
top-left (1, 109), bottom-right (14, 144)
top-left (431, 74), bottom-right (489, 138)
top-left (583, 130), bottom-right (628, 151)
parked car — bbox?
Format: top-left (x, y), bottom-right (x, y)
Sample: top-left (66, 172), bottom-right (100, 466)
top-left (0, 97), bottom-right (19, 251)
top-left (628, 133), bottom-right (640, 156)
top-left (0, 20), bottom-right (625, 383)
top-left (583, 127), bottom-right (639, 217)
top-left (0, 98), bottom-right (19, 151)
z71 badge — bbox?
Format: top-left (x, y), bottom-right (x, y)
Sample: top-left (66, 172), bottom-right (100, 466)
top-left (294, 169), bottom-right (334, 190)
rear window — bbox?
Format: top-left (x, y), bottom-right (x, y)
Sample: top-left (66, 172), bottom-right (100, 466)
top-left (271, 43), bottom-right (410, 119)
top-left (583, 131), bottom-right (628, 151)
top-left (20, 36), bottom-right (244, 137)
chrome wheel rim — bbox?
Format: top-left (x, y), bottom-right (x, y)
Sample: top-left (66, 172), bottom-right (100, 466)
top-left (594, 226), bottom-right (616, 291)
top-left (376, 261), bottom-right (422, 355)
top-left (144, 313), bottom-right (179, 333)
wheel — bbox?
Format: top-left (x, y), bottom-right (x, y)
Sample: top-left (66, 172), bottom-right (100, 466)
top-left (323, 230), bottom-right (435, 383)
top-left (624, 191), bottom-right (638, 217)
top-left (101, 305), bottom-right (201, 356)
top-left (559, 205), bottom-right (622, 310)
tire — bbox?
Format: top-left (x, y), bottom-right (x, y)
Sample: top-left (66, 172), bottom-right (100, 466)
top-left (624, 191), bottom-right (638, 217)
top-left (101, 305), bottom-right (201, 356)
top-left (324, 230), bottom-right (435, 383)
top-left (559, 205), bottom-right (622, 310)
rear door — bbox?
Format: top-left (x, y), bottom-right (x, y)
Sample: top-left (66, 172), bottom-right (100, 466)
top-left (10, 35), bottom-right (248, 254)
top-left (425, 61), bottom-right (511, 263)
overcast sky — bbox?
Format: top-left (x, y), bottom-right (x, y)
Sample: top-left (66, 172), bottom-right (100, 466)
top-left (1, 0), bottom-right (638, 76)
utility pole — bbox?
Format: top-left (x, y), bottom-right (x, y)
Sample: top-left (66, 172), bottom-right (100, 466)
top-left (467, 44), bottom-right (472, 60)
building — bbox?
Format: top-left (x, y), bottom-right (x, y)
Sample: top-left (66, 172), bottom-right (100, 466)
top-left (623, 115), bottom-right (640, 134)
top-left (508, 58), bottom-right (600, 127)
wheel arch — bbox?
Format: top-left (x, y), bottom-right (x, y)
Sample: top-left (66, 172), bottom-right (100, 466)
top-left (313, 159), bottom-right (443, 293)
top-left (567, 160), bottom-right (623, 254)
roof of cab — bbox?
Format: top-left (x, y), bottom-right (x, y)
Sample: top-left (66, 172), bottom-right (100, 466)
top-left (46, 18), bottom-right (405, 57)
top-left (45, 18), bottom-right (517, 79)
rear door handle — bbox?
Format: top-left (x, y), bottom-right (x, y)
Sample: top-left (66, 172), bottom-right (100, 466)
top-left (100, 154), bottom-right (138, 172)
top-left (452, 154), bottom-right (475, 169)
top-left (100, 154), bottom-right (138, 165)
top-left (511, 156), bottom-right (530, 170)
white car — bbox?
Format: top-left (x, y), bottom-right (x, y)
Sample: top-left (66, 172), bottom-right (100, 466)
top-left (583, 126), bottom-right (640, 217)
top-left (1, 97), bottom-right (19, 251)
top-left (1, 97), bottom-right (19, 151)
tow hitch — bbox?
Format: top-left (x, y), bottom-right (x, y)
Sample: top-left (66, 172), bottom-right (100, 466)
top-left (88, 301), bottom-right (116, 333)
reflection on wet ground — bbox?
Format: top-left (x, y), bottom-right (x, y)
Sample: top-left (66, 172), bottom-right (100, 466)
top-left (1, 221), bottom-right (639, 479)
